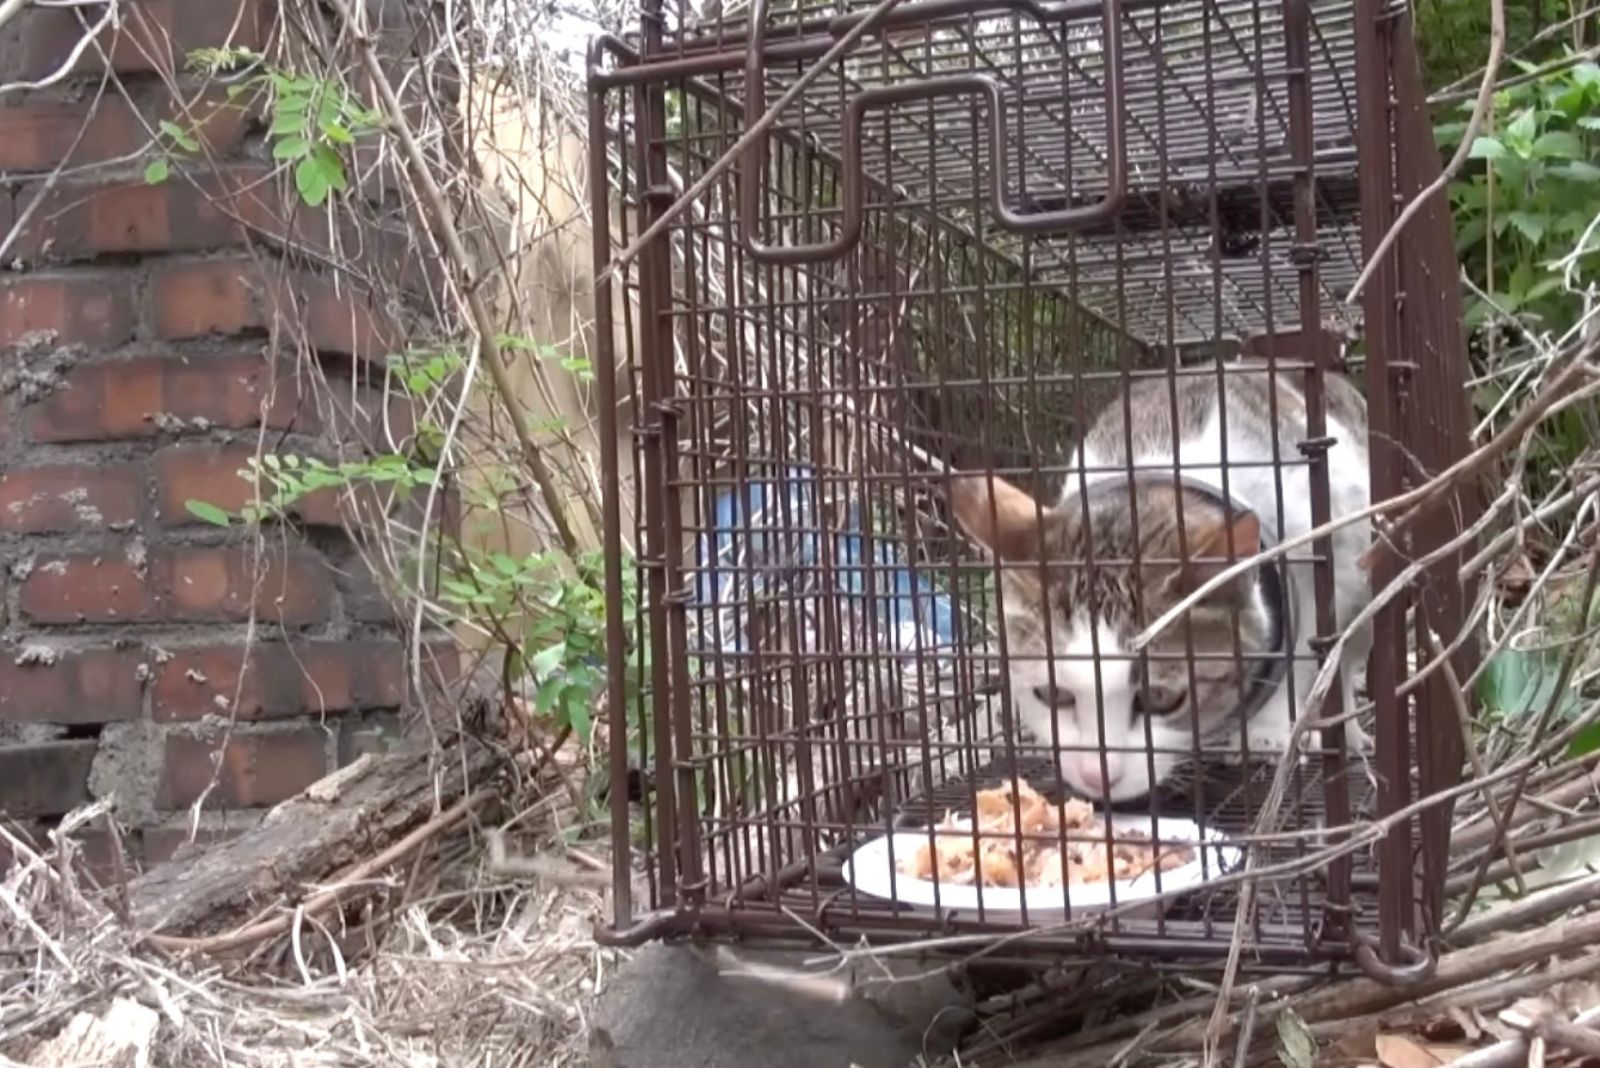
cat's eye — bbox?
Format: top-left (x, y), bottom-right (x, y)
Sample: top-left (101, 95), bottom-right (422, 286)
top-left (1033, 684), bottom-right (1075, 710)
top-left (1133, 684), bottom-right (1186, 717)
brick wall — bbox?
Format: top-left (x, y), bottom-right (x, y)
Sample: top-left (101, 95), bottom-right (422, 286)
top-left (0, 0), bottom-right (440, 873)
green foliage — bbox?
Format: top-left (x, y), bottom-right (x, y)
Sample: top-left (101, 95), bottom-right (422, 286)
top-left (1276, 1009), bottom-right (1316, 1068)
top-left (184, 336), bottom-right (642, 768)
top-left (1414, 0), bottom-right (1541, 92)
top-left (498, 334), bottom-right (594, 382)
top-left (149, 49), bottom-right (383, 206)
top-left (1438, 57), bottom-right (1600, 332)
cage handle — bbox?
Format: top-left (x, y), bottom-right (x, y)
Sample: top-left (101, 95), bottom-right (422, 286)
top-left (739, 0), bottom-right (1126, 264)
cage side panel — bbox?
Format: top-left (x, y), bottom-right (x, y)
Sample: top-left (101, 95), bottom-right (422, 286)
top-left (591, 78), bottom-right (637, 925)
top-left (1351, 0), bottom-right (1417, 960)
top-left (1388, 9), bottom-right (1476, 936)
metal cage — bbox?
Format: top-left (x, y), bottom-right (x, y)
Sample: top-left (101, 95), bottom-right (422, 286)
top-left (589, 0), bottom-right (1478, 979)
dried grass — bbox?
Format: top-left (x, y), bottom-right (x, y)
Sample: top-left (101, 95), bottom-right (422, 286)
top-left (0, 788), bottom-right (619, 1068)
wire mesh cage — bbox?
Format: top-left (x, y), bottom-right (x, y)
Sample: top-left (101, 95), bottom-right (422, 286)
top-left (588, 0), bottom-right (1477, 977)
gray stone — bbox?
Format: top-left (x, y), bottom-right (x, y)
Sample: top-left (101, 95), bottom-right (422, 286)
top-left (591, 942), bottom-right (974, 1068)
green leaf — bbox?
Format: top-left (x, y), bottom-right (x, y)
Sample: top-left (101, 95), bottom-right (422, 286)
top-left (1469, 136), bottom-right (1508, 160)
top-left (322, 121), bottom-right (354, 144)
top-left (1524, 275), bottom-right (1565, 305)
top-left (273, 136), bottom-right (312, 160)
top-left (270, 111), bottom-right (306, 136)
top-left (1575, 61), bottom-right (1600, 88)
top-left (1557, 161), bottom-right (1600, 182)
top-left (1478, 649), bottom-right (1581, 723)
top-left (1509, 211), bottom-right (1549, 244)
top-left (1533, 131), bottom-right (1585, 159)
top-left (565, 689), bottom-right (594, 742)
top-left (1580, 116), bottom-right (1600, 131)
top-left (1567, 720), bottom-right (1600, 758)
top-left (531, 643), bottom-right (566, 678)
top-left (158, 119), bottom-right (201, 152)
top-left (294, 155), bottom-right (331, 206)
top-left (1506, 107), bottom-right (1539, 150)
top-left (144, 157), bottom-right (170, 185)
top-left (561, 356), bottom-right (594, 379)
top-left (312, 143), bottom-right (348, 192)
top-left (185, 499), bottom-right (233, 527)
top-left (534, 676), bottom-right (564, 714)
top-left (1276, 1009), bottom-right (1316, 1068)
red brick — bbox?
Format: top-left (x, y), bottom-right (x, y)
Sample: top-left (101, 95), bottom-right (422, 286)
top-left (28, 355), bottom-right (307, 443)
top-left (0, 647), bottom-right (145, 724)
top-left (18, 555), bottom-right (151, 623)
top-left (0, 0), bottom-right (268, 81)
top-left (0, 92), bottom-right (245, 173)
top-left (296, 275), bottom-right (393, 361)
top-left (0, 275), bottom-right (136, 349)
top-left (339, 712), bottom-right (405, 764)
top-left (70, 827), bottom-right (135, 886)
top-left (0, 741), bottom-right (97, 818)
top-left (152, 444), bottom-right (342, 527)
top-left (151, 260), bottom-right (256, 339)
top-left (152, 258), bottom-right (393, 359)
top-left (153, 641), bottom-right (405, 721)
top-left (143, 822), bottom-right (249, 866)
top-left (152, 445), bottom-right (256, 524)
top-left (19, 547), bottom-right (332, 626)
top-left (0, 463), bottom-right (141, 533)
top-left (160, 729), bottom-right (329, 809)
top-left (10, 170), bottom-right (268, 262)
top-left (162, 546), bottom-right (331, 625)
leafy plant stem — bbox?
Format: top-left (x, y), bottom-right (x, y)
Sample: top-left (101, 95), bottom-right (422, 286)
top-left (325, 0), bottom-right (581, 556)
top-left (1449, 540), bottom-right (1600, 928)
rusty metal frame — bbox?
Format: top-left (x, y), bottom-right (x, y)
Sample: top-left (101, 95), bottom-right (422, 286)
top-left (589, 0), bottom-right (1476, 979)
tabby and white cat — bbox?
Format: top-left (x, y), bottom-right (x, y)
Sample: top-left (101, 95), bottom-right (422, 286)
top-left (950, 366), bottom-right (1372, 802)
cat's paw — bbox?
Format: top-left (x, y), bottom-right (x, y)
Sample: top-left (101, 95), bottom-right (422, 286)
top-left (1344, 718), bottom-right (1374, 753)
top-left (1245, 722), bottom-right (1297, 755)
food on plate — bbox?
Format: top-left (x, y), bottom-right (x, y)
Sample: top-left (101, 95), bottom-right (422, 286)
top-left (899, 778), bottom-right (1194, 888)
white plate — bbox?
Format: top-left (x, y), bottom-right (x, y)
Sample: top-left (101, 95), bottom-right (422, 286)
top-left (842, 814), bottom-right (1241, 922)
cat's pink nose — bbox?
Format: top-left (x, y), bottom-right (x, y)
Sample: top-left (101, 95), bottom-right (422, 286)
top-left (1074, 755), bottom-right (1120, 794)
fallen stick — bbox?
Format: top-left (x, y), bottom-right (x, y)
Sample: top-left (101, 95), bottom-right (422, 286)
top-left (1452, 1005), bottom-right (1600, 1068)
top-left (1011, 909), bottom-right (1600, 1067)
top-left (1450, 871), bottom-right (1600, 946)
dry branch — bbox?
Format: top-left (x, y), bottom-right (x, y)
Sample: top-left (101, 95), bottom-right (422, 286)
top-left (1014, 909), bottom-right (1600, 1067)
top-left (325, 0), bottom-right (582, 556)
top-left (130, 741), bottom-right (494, 942)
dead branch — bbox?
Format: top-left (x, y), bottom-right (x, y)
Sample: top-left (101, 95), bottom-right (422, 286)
top-left (1014, 909), bottom-right (1600, 1067)
top-left (324, 0), bottom-right (582, 556)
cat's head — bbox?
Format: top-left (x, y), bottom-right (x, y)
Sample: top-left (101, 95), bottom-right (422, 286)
top-left (949, 473), bottom-right (1275, 802)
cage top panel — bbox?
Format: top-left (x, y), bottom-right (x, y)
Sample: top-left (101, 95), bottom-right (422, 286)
top-left (626, 0), bottom-right (1369, 344)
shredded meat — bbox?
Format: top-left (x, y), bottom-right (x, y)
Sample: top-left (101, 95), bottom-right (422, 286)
top-left (899, 778), bottom-right (1195, 888)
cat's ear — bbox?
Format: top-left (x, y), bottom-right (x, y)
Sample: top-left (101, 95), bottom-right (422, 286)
top-left (1166, 503), bottom-right (1260, 598)
top-left (1186, 507), bottom-right (1261, 562)
top-left (949, 474), bottom-right (1053, 560)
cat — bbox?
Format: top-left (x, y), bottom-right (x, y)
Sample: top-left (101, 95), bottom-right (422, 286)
top-left (949, 364), bottom-right (1372, 803)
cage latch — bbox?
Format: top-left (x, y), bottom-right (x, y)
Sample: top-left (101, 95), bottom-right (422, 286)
top-left (1353, 932), bottom-right (1437, 987)
top-left (1296, 435), bottom-right (1337, 458)
top-left (677, 876), bottom-right (709, 909)
top-left (1287, 242), bottom-right (1326, 267)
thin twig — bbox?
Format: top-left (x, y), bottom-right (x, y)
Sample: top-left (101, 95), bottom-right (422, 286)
top-left (1344, 0), bottom-right (1505, 303)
